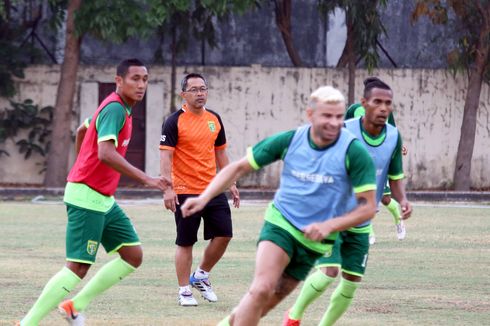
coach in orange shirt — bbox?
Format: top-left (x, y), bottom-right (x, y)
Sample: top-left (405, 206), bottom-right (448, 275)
top-left (160, 73), bottom-right (240, 306)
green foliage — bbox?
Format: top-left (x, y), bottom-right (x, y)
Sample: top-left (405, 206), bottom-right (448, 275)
top-left (412, 0), bottom-right (490, 84)
top-left (318, 0), bottom-right (388, 71)
top-left (153, 0), bottom-right (258, 63)
top-left (0, 0), bottom-right (67, 96)
top-left (74, 0), bottom-right (169, 42)
top-left (0, 99), bottom-right (53, 160)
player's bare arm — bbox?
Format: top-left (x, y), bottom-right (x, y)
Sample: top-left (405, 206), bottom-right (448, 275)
top-left (75, 123), bottom-right (88, 155)
top-left (389, 178), bottom-right (412, 219)
top-left (215, 149), bottom-right (241, 208)
top-left (98, 140), bottom-right (170, 191)
top-left (181, 156), bottom-right (252, 217)
top-left (303, 190), bottom-right (377, 241)
top-left (160, 149), bottom-right (179, 212)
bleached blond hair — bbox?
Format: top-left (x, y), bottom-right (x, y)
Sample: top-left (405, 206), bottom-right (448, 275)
top-left (309, 86), bottom-right (345, 109)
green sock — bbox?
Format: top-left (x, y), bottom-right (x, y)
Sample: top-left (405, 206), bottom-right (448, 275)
top-left (289, 270), bottom-right (335, 320)
top-left (72, 257), bottom-right (136, 312)
top-left (318, 277), bottom-right (359, 326)
top-left (384, 198), bottom-right (401, 224)
top-left (21, 266), bottom-right (81, 326)
top-left (216, 315), bottom-right (230, 326)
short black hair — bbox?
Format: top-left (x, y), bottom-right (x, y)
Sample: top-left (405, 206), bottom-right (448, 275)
top-left (117, 58), bottom-right (146, 77)
top-left (363, 77), bottom-right (391, 98)
top-left (181, 73), bottom-right (207, 91)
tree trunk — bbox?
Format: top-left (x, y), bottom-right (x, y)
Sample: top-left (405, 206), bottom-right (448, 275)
top-left (170, 24), bottom-right (177, 113)
top-left (43, 0), bottom-right (82, 187)
top-left (453, 11), bottom-right (490, 190)
top-left (336, 12), bottom-right (355, 103)
top-left (273, 0), bottom-right (303, 67)
top-left (345, 12), bottom-right (355, 104)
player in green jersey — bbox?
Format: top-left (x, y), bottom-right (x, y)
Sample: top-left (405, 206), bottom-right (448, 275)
top-left (17, 59), bottom-right (170, 326)
top-left (345, 84), bottom-right (408, 243)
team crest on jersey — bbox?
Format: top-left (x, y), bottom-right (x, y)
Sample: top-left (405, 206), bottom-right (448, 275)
top-left (122, 138), bottom-right (130, 147)
top-left (87, 240), bottom-right (98, 256)
top-left (324, 248), bottom-right (332, 257)
top-left (208, 121), bottom-right (216, 132)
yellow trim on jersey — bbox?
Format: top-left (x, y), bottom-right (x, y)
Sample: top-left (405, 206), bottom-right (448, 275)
top-left (64, 182), bottom-right (115, 213)
top-left (353, 184), bottom-right (376, 193)
top-left (388, 173), bottom-right (405, 180)
top-left (347, 224), bottom-right (372, 234)
top-left (247, 147), bottom-right (260, 170)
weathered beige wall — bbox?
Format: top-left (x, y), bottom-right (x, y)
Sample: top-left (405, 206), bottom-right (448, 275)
top-left (1, 65), bottom-right (489, 189)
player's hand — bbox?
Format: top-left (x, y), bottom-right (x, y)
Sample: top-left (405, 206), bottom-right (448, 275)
top-left (229, 184), bottom-right (240, 208)
top-left (402, 145), bottom-right (408, 156)
top-left (399, 200), bottom-right (412, 220)
top-left (303, 222), bottom-right (333, 242)
top-left (180, 197), bottom-right (206, 218)
top-left (164, 188), bottom-right (179, 213)
top-left (145, 176), bottom-right (171, 191)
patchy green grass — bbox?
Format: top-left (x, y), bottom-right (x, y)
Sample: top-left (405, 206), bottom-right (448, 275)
top-left (1, 200), bottom-right (489, 325)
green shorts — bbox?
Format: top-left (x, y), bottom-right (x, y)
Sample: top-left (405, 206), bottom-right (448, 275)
top-left (315, 229), bottom-right (370, 277)
top-left (258, 221), bottom-right (324, 281)
top-left (65, 203), bottom-right (140, 264)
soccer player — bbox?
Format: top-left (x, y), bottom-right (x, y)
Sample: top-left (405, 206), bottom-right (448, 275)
top-left (283, 77), bottom-right (412, 326)
top-left (159, 73), bottom-right (240, 306)
top-left (17, 58), bottom-right (170, 326)
top-left (345, 84), bottom-right (408, 243)
top-left (180, 85), bottom-right (377, 326)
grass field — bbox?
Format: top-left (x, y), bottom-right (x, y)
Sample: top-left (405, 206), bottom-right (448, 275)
top-left (1, 200), bottom-right (489, 326)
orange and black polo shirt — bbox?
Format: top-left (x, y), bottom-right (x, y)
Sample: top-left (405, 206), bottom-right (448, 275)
top-left (160, 105), bottom-right (227, 194)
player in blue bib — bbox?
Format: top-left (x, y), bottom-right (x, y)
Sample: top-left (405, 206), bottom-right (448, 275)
top-left (284, 77), bottom-right (413, 326)
top-left (345, 98), bottom-right (408, 243)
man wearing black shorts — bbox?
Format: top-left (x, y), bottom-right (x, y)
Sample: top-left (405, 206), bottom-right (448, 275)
top-left (160, 73), bottom-right (240, 306)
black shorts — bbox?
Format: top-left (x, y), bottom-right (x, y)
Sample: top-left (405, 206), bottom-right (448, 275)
top-left (174, 193), bottom-right (233, 246)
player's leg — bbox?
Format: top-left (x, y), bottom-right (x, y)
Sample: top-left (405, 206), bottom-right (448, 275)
top-left (20, 205), bottom-right (103, 325)
top-left (192, 194), bottom-right (233, 302)
top-left (319, 230), bottom-right (369, 326)
top-left (381, 184), bottom-right (406, 240)
top-left (229, 240), bottom-right (292, 325)
top-left (64, 203), bottom-right (141, 314)
top-left (222, 220), bottom-right (322, 326)
top-left (264, 233), bottom-right (325, 320)
top-left (175, 194), bottom-right (200, 306)
top-left (285, 233), bottom-right (344, 324)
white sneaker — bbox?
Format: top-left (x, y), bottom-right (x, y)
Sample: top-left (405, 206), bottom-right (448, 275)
top-left (178, 289), bottom-right (198, 306)
top-left (190, 273), bottom-right (218, 302)
top-left (369, 235), bottom-right (376, 245)
top-left (396, 220), bottom-right (406, 240)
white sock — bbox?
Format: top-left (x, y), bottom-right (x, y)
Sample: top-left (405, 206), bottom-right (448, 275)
top-left (194, 267), bottom-right (209, 279)
top-left (179, 285), bottom-right (191, 293)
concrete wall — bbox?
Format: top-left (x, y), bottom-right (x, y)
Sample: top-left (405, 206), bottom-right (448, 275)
top-left (1, 65), bottom-right (489, 189)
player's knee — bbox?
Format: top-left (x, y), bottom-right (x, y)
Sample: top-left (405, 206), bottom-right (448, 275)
top-left (248, 282), bottom-right (275, 303)
top-left (214, 236), bottom-right (232, 246)
top-left (66, 262), bottom-right (91, 279)
top-left (119, 246), bottom-right (143, 268)
top-left (381, 195), bottom-right (391, 205)
top-left (325, 267), bottom-right (339, 278)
